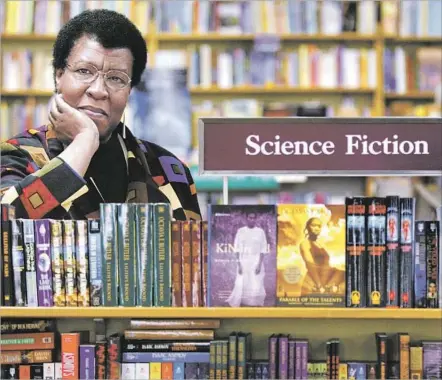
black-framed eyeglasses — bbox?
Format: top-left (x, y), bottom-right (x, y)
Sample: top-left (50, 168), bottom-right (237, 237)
top-left (66, 62), bottom-right (132, 90)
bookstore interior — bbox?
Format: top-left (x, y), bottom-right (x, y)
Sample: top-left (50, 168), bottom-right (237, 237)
top-left (0, 0), bottom-right (442, 379)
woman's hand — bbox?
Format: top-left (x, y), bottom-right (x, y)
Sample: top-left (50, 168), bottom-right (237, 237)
top-left (48, 94), bottom-right (99, 147)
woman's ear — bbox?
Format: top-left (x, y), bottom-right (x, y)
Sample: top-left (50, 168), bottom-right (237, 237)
top-left (55, 68), bottom-right (64, 91)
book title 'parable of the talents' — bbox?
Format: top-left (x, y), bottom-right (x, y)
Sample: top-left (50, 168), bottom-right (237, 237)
top-left (245, 134), bottom-right (430, 156)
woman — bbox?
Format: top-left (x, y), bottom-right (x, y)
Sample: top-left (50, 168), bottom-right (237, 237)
top-left (0, 9), bottom-right (201, 221)
top-left (299, 217), bottom-right (345, 295)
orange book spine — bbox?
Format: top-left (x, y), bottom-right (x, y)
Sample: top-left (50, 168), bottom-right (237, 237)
top-left (171, 221), bottom-right (183, 307)
top-left (0, 332), bottom-right (55, 351)
top-left (181, 221), bottom-right (192, 307)
top-left (191, 221), bottom-right (202, 307)
top-left (19, 365), bottom-right (31, 379)
top-left (61, 333), bottom-right (79, 379)
top-left (161, 362), bottom-right (173, 380)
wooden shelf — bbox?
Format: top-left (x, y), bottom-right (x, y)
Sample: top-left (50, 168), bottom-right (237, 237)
top-left (1, 89), bottom-right (54, 97)
top-left (385, 36), bottom-right (442, 45)
top-left (190, 87), bottom-right (374, 95)
top-left (0, 307), bottom-right (440, 319)
top-left (157, 33), bottom-right (376, 43)
top-left (1, 88), bottom-right (374, 97)
top-left (385, 91), bottom-right (435, 100)
top-left (1, 33), bottom-right (57, 42)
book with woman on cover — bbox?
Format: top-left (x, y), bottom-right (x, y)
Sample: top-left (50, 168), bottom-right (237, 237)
top-left (277, 204), bottom-right (346, 307)
top-left (208, 205), bottom-right (277, 307)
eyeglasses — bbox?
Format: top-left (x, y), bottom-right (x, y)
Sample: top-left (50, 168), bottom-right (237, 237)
top-left (66, 62), bottom-right (132, 90)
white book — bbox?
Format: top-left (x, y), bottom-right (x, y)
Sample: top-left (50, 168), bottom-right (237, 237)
top-left (122, 363), bottom-right (136, 380)
top-left (135, 363), bottom-right (150, 380)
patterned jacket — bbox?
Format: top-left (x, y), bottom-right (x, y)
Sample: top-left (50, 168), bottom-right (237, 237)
top-left (0, 124), bottom-right (201, 221)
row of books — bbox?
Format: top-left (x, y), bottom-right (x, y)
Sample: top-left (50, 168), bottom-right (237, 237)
top-left (1, 199), bottom-right (441, 309)
top-left (1, 318), bottom-right (441, 379)
top-left (3, 0), bottom-right (442, 38)
top-left (186, 45), bottom-right (377, 90)
top-left (384, 47), bottom-right (442, 94)
top-left (0, 0), bottom-right (379, 37)
top-left (1, 203), bottom-right (209, 308)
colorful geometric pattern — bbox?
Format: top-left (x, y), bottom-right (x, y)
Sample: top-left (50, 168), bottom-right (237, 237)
top-left (0, 124), bottom-right (201, 221)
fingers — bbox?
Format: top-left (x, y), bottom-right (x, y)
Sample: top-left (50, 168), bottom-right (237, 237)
top-left (49, 96), bottom-right (61, 122)
top-left (54, 93), bottom-right (71, 114)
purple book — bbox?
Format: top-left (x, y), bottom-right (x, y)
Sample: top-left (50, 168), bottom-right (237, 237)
top-left (278, 335), bottom-right (289, 379)
top-left (297, 340), bottom-right (309, 380)
top-left (268, 335), bottom-right (278, 379)
top-left (423, 341), bottom-right (442, 379)
top-left (34, 219), bottom-right (53, 307)
top-left (288, 340), bottom-right (296, 379)
top-left (79, 344), bottom-right (96, 380)
top-left (208, 205), bottom-right (277, 307)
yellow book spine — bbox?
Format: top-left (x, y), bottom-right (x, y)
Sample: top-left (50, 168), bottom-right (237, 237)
top-left (149, 362), bottom-right (162, 380)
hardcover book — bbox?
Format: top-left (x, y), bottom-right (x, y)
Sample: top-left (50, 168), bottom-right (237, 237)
top-left (208, 205), bottom-right (277, 307)
top-left (277, 204), bottom-right (346, 307)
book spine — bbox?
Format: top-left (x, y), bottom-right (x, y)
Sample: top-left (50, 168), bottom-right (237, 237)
top-left (153, 203), bottom-right (171, 307)
top-left (299, 340), bottom-right (308, 380)
top-left (61, 333), bottom-right (79, 379)
top-left (43, 363), bottom-right (54, 379)
top-left (228, 334), bottom-right (237, 380)
top-left (122, 351), bottom-right (210, 363)
top-left (201, 221), bottom-right (209, 306)
top-left (88, 219), bottom-right (103, 306)
top-left (181, 221), bottom-right (192, 307)
top-left (107, 335), bottom-right (121, 380)
top-left (171, 220), bottom-right (183, 307)
top-left (30, 363), bottom-right (43, 379)
top-left (0, 320), bottom-right (55, 334)
top-left (79, 345), bottom-right (96, 380)
top-left (278, 335), bottom-right (288, 379)
top-left (366, 197), bottom-right (387, 307)
top-left (209, 342), bottom-right (216, 379)
top-left (34, 219), bottom-right (53, 307)
top-left (0, 332), bottom-right (55, 351)
top-left (386, 196), bottom-right (400, 307)
top-left (268, 335), bottom-right (278, 379)
top-left (345, 197), bottom-right (367, 307)
top-left (135, 363), bottom-right (149, 380)
top-left (100, 203), bottom-right (118, 306)
top-left (0, 350), bottom-right (52, 364)
top-left (376, 333), bottom-right (387, 380)
top-left (437, 206), bottom-right (442, 308)
top-left (75, 220), bottom-right (90, 306)
top-left (117, 204), bottom-right (136, 306)
top-left (95, 342), bottom-right (107, 380)
top-left (11, 219), bottom-right (26, 306)
top-left (22, 219), bottom-right (38, 307)
top-left (221, 340), bottom-right (228, 379)
top-left (414, 221), bottom-right (427, 308)
top-left (121, 363), bottom-right (136, 379)
top-left (191, 220), bottom-right (202, 307)
top-left (288, 340), bottom-right (295, 380)
top-left (237, 335), bottom-right (247, 380)
top-left (49, 220), bottom-right (65, 307)
top-left (326, 341), bottom-right (332, 380)
top-left (399, 197), bottom-right (415, 308)
top-left (129, 319), bottom-right (220, 329)
top-left (410, 346), bottom-right (423, 379)
top-left (425, 220), bottom-right (440, 308)
top-left (62, 220), bottom-right (77, 306)
top-left (150, 363), bottom-right (162, 378)
top-left (1, 204), bottom-right (15, 306)
top-left (136, 204), bottom-right (152, 306)
top-left (122, 341), bottom-right (211, 352)
top-left (399, 333), bottom-right (410, 379)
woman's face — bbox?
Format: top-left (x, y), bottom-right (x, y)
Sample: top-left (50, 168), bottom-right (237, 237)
top-left (55, 35), bottom-right (133, 142)
top-left (308, 218), bottom-right (322, 237)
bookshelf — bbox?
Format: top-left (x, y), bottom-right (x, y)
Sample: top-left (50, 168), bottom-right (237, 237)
top-left (1, 307), bottom-right (441, 320)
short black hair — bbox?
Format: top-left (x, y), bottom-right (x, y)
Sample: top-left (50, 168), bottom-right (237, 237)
top-left (52, 9), bottom-right (147, 87)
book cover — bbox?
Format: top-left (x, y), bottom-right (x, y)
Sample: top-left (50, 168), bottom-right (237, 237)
top-left (277, 204), bottom-right (346, 307)
top-left (208, 204), bottom-right (277, 307)
top-left (34, 220), bottom-right (53, 307)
